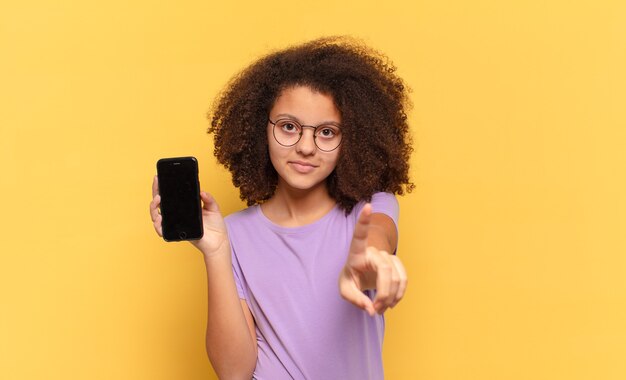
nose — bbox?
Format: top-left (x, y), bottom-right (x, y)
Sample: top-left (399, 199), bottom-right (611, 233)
top-left (295, 126), bottom-right (317, 155)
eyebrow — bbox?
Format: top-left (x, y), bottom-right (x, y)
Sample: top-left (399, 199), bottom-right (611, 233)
top-left (273, 113), bottom-right (341, 126)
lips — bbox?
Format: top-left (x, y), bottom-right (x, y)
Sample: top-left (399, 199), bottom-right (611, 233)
top-left (289, 161), bottom-right (317, 174)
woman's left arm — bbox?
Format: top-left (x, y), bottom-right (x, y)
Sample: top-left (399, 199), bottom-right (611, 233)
top-left (338, 204), bottom-right (408, 315)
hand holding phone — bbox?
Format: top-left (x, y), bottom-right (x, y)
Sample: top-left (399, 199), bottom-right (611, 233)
top-left (155, 157), bottom-right (204, 241)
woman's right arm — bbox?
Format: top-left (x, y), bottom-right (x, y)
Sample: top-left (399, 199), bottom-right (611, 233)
top-left (150, 176), bottom-right (257, 379)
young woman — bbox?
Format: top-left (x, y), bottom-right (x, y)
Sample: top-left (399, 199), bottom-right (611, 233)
top-left (150, 36), bottom-right (414, 380)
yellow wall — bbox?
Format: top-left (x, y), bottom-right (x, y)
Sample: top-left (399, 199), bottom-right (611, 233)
top-left (1, 0), bottom-right (624, 379)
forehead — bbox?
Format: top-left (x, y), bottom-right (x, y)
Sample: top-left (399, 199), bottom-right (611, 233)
top-left (271, 86), bottom-right (341, 124)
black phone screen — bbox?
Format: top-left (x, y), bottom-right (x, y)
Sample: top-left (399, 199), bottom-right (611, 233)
top-left (156, 157), bottom-right (203, 241)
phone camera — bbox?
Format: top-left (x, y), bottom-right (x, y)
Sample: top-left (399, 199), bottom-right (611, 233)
top-left (179, 232), bottom-right (187, 239)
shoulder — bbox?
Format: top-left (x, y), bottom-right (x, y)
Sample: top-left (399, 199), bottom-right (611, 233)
top-left (353, 192), bottom-right (399, 222)
top-left (224, 206), bottom-right (260, 229)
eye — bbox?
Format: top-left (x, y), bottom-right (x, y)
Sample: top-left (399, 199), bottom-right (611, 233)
top-left (316, 126), bottom-right (339, 139)
top-left (279, 121), bottom-right (300, 134)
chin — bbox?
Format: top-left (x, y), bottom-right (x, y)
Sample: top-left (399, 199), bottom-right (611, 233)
top-left (281, 177), bottom-right (328, 192)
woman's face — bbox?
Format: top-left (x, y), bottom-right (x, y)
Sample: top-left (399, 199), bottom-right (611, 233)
top-left (267, 86), bottom-right (341, 193)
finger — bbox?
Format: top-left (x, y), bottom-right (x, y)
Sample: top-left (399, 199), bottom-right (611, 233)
top-left (200, 191), bottom-right (221, 214)
top-left (149, 194), bottom-right (161, 222)
top-left (152, 175), bottom-right (159, 198)
top-left (339, 276), bottom-right (376, 316)
top-left (389, 255), bottom-right (408, 308)
top-left (382, 254), bottom-right (401, 310)
top-left (149, 193), bottom-right (163, 236)
top-left (153, 214), bottom-right (163, 236)
top-left (368, 251), bottom-right (393, 313)
top-left (349, 203), bottom-right (372, 255)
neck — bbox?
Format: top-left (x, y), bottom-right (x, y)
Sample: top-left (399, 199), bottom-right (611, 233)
top-left (261, 181), bottom-right (336, 227)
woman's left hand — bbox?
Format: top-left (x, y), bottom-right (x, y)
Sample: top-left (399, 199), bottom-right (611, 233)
top-left (338, 204), bottom-right (408, 316)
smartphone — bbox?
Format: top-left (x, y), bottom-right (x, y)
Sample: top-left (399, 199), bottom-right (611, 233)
top-left (156, 157), bottom-right (203, 241)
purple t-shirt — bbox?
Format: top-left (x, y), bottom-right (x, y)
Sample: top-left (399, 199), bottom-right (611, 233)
top-left (225, 193), bottom-right (399, 380)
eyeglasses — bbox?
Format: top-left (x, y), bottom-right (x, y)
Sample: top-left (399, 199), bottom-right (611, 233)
top-left (269, 118), bottom-right (343, 152)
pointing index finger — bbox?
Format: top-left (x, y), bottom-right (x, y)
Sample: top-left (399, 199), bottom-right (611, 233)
top-left (349, 203), bottom-right (372, 255)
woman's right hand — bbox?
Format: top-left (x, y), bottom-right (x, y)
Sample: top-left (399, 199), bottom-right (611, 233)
top-left (149, 175), bottom-right (230, 257)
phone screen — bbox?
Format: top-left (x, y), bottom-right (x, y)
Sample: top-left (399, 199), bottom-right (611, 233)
top-left (156, 157), bottom-right (203, 241)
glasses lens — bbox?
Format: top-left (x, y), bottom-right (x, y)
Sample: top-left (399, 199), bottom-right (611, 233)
top-left (314, 125), bottom-right (342, 151)
top-left (272, 119), bottom-right (342, 151)
top-left (273, 119), bottom-right (301, 146)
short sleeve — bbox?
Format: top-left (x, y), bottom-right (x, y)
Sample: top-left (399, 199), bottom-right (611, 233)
top-left (354, 192), bottom-right (400, 253)
top-left (369, 192), bottom-right (399, 227)
top-left (355, 192), bottom-right (399, 226)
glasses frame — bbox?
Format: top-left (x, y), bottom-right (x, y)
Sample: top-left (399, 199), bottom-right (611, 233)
top-left (268, 118), bottom-right (343, 152)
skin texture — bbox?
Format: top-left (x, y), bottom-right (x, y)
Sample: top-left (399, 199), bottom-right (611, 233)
top-left (268, 87), bottom-right (341, 194)
top-left (262, 86), bottom-right (342, 226)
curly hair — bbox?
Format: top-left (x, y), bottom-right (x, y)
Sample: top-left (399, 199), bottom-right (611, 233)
top-left (208, 36), bottom-right (414, 213)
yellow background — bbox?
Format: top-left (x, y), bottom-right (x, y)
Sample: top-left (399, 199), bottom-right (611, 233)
top-left (1, 0), bottom-right (625, 379)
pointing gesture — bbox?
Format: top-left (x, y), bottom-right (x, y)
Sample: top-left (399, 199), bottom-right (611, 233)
top-left (339, 204), bottom-right (408, 315)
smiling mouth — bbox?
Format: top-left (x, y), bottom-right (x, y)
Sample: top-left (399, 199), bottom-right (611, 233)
top-left (289, 161), bottom-right (317, 173)
top-left (290, 160), bottom-right (317, 166)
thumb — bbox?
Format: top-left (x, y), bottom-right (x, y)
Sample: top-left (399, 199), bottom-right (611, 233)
top-left (200, 192), bottom-right (221, 214)
top-left (349, 203), bottom-right (372, 255)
